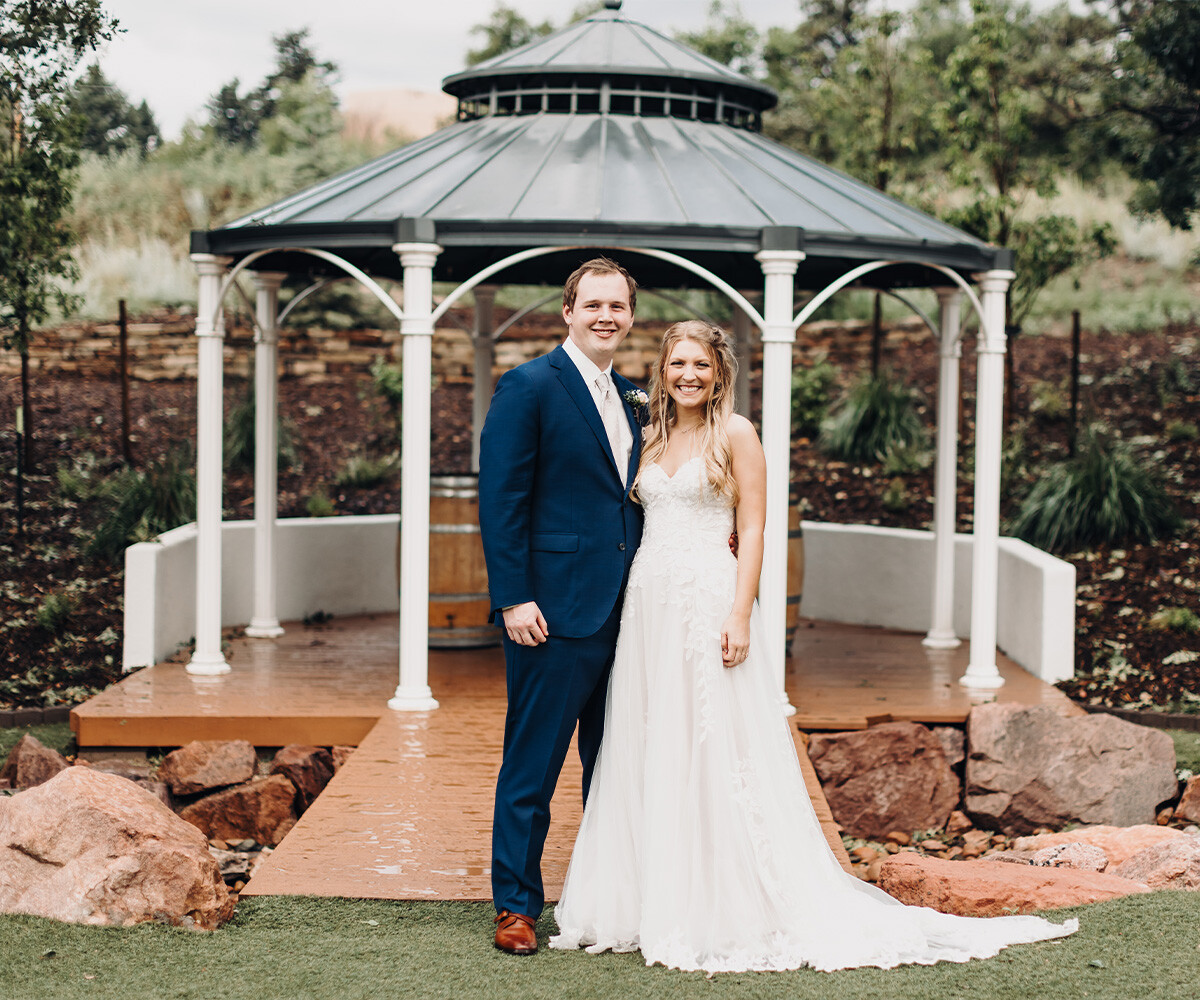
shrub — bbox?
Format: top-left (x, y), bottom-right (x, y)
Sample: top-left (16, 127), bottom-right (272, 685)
top-left (1165, 420), bottom-right (1198, 442)
top-left (819, 371), bottom-right (928, 463)
top-left (1009, 428), bottom-right (1183, 554)
top-left (35, 592), bottom-right (77, 635)
top-left (791, 354), bottom-right (838, 437)
top-left (1029, 380), bottom-right (1069, 422)
top-left (87, 447), bottom-right (197, 563)
top-left (881, 443), bottom-right (932, 476)
top-left (881, 477), bottom-right (910, 513)
top-left (224, 392), bottom-right (300, 473)
top-left (335, 453), bottom-right (399, 489)
top-left (1149, 607), bottom-right (1200, 633)
top-left (306, 489), bottom-right (336, 517)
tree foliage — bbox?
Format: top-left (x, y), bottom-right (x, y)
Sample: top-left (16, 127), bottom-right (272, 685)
top-left (0, 1), bottom-right (116, 354)
top-left (65, 63), bottom-right (159, 156)
top-left (935, 0), bottom-right (1115, 326)
top-left (206, 28), bottom-right (337, 148)
top-left (1101, 0), bottom-right (1200, 229)
top-left (466, 2), bottom-right (606, 66)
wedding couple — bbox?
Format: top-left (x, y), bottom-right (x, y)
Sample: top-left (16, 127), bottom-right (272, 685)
top-left (477, 258), bottom-right (1077, 973)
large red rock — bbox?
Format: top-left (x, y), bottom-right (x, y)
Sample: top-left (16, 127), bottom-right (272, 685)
top-left (877, 853), bottom-right (1150, 917)
top-left (0, 767), bottom-right (234, 929)
top-left (269, 745), bottom-right (334, 813)
top-left (157, 740), bottom-right (257, 796)
top-left (1175, 776), bottom-right (1200, 824)
top-left (0, 733), bottom-right (69, 790)
top-left (1011, 825), bottom-right (1186, 867)
top-left (964, 703), bottom-right (1177, 834)
top-left (807, 722), bottom-right (959, 839)
top-left (178, 774), bottom-right (297, 846)
top-left (1114, 838), bottom-right (1200, 890)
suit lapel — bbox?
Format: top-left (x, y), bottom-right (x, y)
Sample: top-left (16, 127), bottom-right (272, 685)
top-left (613, 371), bottom-right (643, 494)
top-left (550, 345), bottom-right (620, 473)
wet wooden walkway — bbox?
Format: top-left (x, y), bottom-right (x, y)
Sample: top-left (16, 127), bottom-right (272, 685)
top-left (72, 615), bottom-right (1076, 902)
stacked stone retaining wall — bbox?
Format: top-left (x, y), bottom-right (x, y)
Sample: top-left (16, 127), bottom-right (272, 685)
top-left (1, 310), bottom-right (932, 384)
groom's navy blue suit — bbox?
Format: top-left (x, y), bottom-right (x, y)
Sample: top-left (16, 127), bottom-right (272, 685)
top-left (479, 344), bottom-right (643, 919)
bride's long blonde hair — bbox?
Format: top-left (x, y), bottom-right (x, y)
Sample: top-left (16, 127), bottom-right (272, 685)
top-left (633, 320), bottom-right (739, 507)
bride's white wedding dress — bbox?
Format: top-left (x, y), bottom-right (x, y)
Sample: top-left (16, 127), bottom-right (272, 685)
top-left (549, 457), bottom-right (1078, 973)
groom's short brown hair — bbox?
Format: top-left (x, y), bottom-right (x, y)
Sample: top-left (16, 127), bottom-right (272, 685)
top-left (562, 257), bottom-right (637, 314)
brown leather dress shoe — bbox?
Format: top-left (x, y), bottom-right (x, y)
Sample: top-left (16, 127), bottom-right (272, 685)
top-left (494, 910), bottom-right (538, 955)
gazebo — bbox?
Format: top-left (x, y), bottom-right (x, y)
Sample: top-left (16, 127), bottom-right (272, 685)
top-left (183, 0), bottom-right (1022, 712)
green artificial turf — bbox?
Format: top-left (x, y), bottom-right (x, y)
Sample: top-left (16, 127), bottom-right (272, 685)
top-left (2, 893), bottom-right (1198, 1000)
top-left (0, 721), bottom-right (74, 760)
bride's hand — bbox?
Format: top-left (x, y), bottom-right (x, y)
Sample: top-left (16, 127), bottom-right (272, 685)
top-left (721, 614), bottom-right (750, 668)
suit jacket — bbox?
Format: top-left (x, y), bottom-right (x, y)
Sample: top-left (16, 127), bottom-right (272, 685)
top-left (478, 344), bottom-right (644, 638)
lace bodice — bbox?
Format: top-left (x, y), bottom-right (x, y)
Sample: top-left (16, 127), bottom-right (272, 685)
top-left (636, 456), bottom-right (735, 551)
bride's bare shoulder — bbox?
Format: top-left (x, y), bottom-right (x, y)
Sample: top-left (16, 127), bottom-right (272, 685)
top-left (724, 413), bottom-right (759, 443)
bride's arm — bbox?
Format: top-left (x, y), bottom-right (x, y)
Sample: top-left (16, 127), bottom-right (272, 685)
top-left (722, 415), bottom-right (767, 667)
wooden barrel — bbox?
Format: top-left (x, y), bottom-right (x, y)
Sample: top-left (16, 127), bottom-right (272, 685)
top-left (401, 475), bottom-right (499, 648)
top-left (785, 499), bottom-right (805, 654)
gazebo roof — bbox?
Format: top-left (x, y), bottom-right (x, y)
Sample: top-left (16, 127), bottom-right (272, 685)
top-left (192, 0), bottom-right (1008, 290)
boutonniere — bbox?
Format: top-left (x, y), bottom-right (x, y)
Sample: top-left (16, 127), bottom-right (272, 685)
top-left (622, 388), bottom-right (649, 410)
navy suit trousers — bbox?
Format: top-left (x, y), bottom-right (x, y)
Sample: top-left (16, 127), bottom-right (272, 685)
top-left (491, 596), bottom-right (623, 918)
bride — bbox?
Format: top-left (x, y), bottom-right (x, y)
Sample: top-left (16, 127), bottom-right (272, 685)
top-left (549, 320), bottom-right (1078, 973)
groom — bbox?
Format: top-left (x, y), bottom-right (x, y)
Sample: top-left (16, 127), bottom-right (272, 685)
top-left (478, 257), bottom-right (644, 955)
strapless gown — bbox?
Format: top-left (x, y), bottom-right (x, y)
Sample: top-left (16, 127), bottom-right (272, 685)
top-left (549, 456), bottom-right (1078, 973)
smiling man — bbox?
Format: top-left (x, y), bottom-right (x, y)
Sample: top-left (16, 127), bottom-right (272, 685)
top-left (478, 257), bottom-right (645, 956)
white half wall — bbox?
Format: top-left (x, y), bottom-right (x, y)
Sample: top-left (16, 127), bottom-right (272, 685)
top-left (798, 522), bottom-right (1076, 683)
top-left (123, 516), bottom-right (400, 670)
top-left (123, 515), bottom-right (1076, 685)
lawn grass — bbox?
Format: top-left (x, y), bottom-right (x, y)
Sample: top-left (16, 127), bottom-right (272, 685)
top-left (1167, 729), bottom-right (1200, 773)
top-left (1, 894), bottom-right (1198, 1000)
top-left (0, 722), bottom-right (74, 760)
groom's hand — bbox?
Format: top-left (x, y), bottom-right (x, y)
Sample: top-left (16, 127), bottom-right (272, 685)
top-left (503, 602), bottom-right (549, 646)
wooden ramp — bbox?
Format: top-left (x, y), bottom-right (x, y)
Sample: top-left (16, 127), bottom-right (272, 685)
top-left (72, 615), bottom-right (1078, 901)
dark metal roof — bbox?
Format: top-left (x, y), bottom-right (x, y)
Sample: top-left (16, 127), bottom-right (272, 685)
top-left (194, 0), bottom-right (1008, 290)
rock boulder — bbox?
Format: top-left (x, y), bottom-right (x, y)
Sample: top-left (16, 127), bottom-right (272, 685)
top-left (1114, 837), bottom-right (1200, 890)
top-left (270, 745), bottom-right (334, 813)
top-left (0, 768), bottom-right (234, 929)
top-left (158, 740), bottom-right (257, 796)
top-left (878, 853), bottom-right (1149, 917)
top-left (0, 734), bottom-right (69, 790)
top-left (179, 774), bottom-right (297, 846)
top-left (1011, 824), bottom-right (1186, 867)
top-left (1030, 843), bottom-right (1109, 872)
top-left (1175, 776), bottom-right (1200, 825)
top-left (964, 704), bottom-right (1177, 834)
top-left (808, 722), bottom-right (959, 839)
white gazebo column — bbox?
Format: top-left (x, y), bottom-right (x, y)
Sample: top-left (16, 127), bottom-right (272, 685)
top-left (755, 245), bottom-right (805, 715)
top-left (961, 269), bottom-right (1015, 688)
top-left (732, 303), bottom-right (753, 419)
top-left (188, 253), bottom-right (233, 675)
top-left (924, 288), bottom-right (964, 650)
top-left (246, 271), bottom-right (287, 638)
top-left (471, 284), bottom-right (497, 473)
top-left (389, 238), bottom-right (443, 711)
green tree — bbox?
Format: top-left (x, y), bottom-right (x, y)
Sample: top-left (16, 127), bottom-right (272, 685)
top-left (465, 2), bottom-right (606, 65)
top-left (206, 28), bottom-right (337, 147)
top-left (936, 0), bottom-right (1114, 312)
top-left (0, 1), bottom-right (117, 467)
top-left (675, 1), bottom-right (761, 78)
top-left (1101, 0), bottom-right (1200, 229)
top-left (466, 4), bottom-right (554, 65)
top-left (936, 0), bottom-right (1114, 421)
top-left (65, 63), bottom-right (159, 156)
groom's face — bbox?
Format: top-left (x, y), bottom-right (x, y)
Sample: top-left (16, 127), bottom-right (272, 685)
top-left (563, 272), bottom-right (634, 369)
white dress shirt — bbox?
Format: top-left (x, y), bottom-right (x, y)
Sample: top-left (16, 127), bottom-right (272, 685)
top-left (562, 336), bottom-right (634, 477)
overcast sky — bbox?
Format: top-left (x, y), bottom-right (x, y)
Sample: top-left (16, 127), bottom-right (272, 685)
top-left (96, 1), bottom-right (812, 138)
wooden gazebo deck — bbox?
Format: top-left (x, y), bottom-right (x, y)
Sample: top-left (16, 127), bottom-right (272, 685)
top-left (71, 615), bottom-right (1076, 902)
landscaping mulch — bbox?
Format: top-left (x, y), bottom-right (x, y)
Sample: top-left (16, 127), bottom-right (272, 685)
top-left (1, 319), bottom-right (1197, 714)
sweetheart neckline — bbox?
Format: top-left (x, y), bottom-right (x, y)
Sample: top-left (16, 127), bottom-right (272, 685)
top-left (649, 455), bottom-right (701, 481)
